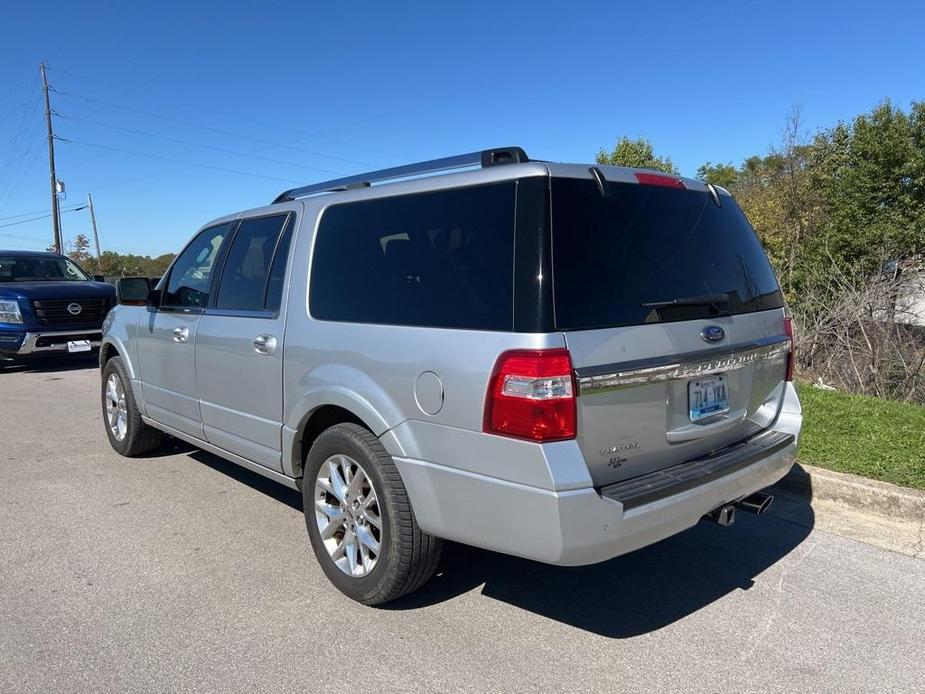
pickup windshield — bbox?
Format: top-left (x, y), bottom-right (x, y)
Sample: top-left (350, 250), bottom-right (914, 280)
top-left (550, 178), bottom-right (784, 330)
top-left (0, 256), bottom-right (90, 282)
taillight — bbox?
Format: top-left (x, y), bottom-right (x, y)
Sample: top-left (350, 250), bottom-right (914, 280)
top-left (784, 316), bottom-right (795, 382)
top-left (634, 172), bottom-right (686, 189)
top-left (484, 349), bottom-right (577, 442)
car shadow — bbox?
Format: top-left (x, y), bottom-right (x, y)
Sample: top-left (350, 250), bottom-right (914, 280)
top-left (389, 502), bottom-right (814, 638)
top-left (176, 443), bottom-right (814, 638)
top-left (186, 448), bottom-right (304, 511)
top-left (136, 436), bottom-right (199, 460)
top-left (0, 354), bottom-right (98, 374)
top-left (771, 462), bottom-right (814, 497)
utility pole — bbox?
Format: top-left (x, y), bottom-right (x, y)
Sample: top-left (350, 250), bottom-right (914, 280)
top-left (40, 63), bottom-right (62, 253)
top-left (87, 193), bottom-right (102, 274)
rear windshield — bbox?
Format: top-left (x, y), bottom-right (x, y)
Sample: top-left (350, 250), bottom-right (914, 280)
top-left (550, 178), bottom-right (783, 330)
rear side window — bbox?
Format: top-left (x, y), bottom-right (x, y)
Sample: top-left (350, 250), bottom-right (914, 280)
top-left (163, 223), bottom-right (232, 308)
top-left (551, 178), bottom-right (783, 330)
top-left (309, 183), bottom-right (516, 330)
top-left (264, 217), bottom-right (295, 312)
top-left (215, 214), bottom-right (291, 312)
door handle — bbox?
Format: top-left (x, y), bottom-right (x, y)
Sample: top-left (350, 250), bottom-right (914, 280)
top-left (253, 334), bottom-right (277, 355)
top-left (172, 326), bottom-right (189, 343)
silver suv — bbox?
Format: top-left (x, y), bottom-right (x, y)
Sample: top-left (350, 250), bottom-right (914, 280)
top-left (100, 147), bottom-right (802, 604)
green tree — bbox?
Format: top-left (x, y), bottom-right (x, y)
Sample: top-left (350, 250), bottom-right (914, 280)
top-left (98, 250), bottom-right (174, 277)
top-left (688, 100), bottom-right (925, 402)
top-left (694, 100), bottom-right (925, 299)
top-left (596, 136), bottom-right (678, 174)
top-left (808, 100), bottom-right (925, 271)
top-left (65, 234), bottom-right (94, 266)
top-left (696, 161), bottom-right (737, 189)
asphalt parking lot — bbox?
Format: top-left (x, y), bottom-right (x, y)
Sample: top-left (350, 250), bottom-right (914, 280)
top-left (2, 358), bottom-right (923, 693)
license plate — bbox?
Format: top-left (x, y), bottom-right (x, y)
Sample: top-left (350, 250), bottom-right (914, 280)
top-left (688, 374), bottom-right (729, 421)
top-left (67, 340), bottom-right (92, 353)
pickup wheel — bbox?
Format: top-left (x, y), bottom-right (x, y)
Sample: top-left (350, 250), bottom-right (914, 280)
top-left (302, 423), bottom-right (442, 605)
top-left (101, 356), bottom-right (163, 457)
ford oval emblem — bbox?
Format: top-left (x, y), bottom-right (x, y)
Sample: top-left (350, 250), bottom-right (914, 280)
top-left (67, 302), bottom-right (83, 316)
top-left (701, 325), bottom-right (725, 343)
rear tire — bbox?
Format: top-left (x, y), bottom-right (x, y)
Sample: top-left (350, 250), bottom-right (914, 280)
top-left (302, 423), bottom-right (442, 605)
top-left (101, 356), bottom-right (163, 456)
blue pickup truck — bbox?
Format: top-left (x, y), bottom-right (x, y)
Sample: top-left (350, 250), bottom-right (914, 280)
top-left (0, 250), bottom-right (116, 359)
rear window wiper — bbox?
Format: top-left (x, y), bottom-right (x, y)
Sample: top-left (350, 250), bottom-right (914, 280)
top-left (642, 292), bottom-right (730, 310)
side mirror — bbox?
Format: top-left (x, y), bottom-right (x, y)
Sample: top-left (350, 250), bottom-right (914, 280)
top-left (92, 274), bottom-right (106, 283)
top-left (116, 277), bottom-right (151, 305)
top-left (145, 288), bottom-right (162, 310)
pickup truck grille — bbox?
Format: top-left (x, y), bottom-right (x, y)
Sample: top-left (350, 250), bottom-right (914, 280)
top-left (31, 298), bottom-right (108, 325)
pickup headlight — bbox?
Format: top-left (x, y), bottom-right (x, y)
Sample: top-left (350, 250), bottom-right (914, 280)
top-left (0, 299), bottom-right (23, 324)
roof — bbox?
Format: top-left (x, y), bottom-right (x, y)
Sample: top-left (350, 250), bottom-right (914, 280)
top-left (200, 148), bottom-right (731, 236)
top-left (268, 147), bottom-right (717, 205)
top-left (0, 249), bottom-right (64, 258)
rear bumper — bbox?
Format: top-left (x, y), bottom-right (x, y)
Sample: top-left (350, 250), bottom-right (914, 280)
top-left (0, 329), bottom-right (102, 355)
top-left (393, 383), bottom-right (802, 566)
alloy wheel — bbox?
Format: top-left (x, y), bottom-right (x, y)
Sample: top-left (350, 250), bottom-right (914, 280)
top-left (313, 454), bottom-right (383, 577)
top-left (105, 373), bottom-right (128, 441)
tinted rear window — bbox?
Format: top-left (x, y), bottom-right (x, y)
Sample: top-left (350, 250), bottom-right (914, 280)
top-left (551, 178), bottom-right (783, 330)
top-left (215, 214), bottom-right (289, 311)
top-left (310, 182), bottom-right (516, 330)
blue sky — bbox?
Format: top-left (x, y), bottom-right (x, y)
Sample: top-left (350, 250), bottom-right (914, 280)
top-left (0, 0), bottom-right (923, 256)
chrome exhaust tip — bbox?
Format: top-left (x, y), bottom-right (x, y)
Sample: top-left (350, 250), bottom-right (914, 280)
top-left (704, 504), bottom-right (736, 527)
top-left (736, 492), bottom-right (774, 515)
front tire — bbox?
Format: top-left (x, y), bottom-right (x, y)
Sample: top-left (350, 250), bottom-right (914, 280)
top-left (101, 356), bottom-right (163, 456)
top-left (302, 423), bottom-right (442, 605)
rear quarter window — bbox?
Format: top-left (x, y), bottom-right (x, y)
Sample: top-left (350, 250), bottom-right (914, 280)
top-left (309, 182), bottom-right (516, 330)
top-left (551, 178), bottom-right (783, 330)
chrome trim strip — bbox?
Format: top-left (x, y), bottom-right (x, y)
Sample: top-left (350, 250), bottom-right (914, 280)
top-left (573, 335), bottom-right (787, 379)
top-left (17, 330), bottom-right (103, 355)
top-left (576, 338), bottom-right (790, 395)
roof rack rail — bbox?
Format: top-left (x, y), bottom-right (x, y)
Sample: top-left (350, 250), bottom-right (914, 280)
top-left (271, 146), bottom-right (528, 203)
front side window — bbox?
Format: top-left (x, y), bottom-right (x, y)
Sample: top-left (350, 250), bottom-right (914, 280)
top-left (0, 256), bottom-right (89, 282)
top-left (309, 183), bottom-right (516, 330)
top-left (163, 223), bottom-right (232, 308)
top-left (215, 214), bottom-right (291, 311)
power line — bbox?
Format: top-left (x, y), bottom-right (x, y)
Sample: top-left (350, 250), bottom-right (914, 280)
top-left (45, 65), bottom-right (151, 92)
top-left (0, 213), bottom-right (55, 229)
top-left (0, 81), bottom-right (43, 206)
top-left (48, 65), bottom-right (285, 133)
top-left (0, 81), bottom-right (43, 209)
top-left (0, 130), bottom-right (44, 211)
top-left (0, 205), bottom-right (85, 229)
top-left (0, 231), bottom-right (53, 245)
top-left (0, 82), bottom-right (41, 165)
top-left (56, 113), bottom-right (347, 175)
top-left (0, 80), bottom-right (26, 108)
top-left (46, 64), bottom-right (395, 160)
top-left (55, 89), bottom-right (376, 168)
top-left (0, 203), bottom-right (84, 222)
top-left (60, 138), bottom-right (307, 184)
